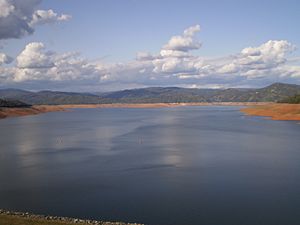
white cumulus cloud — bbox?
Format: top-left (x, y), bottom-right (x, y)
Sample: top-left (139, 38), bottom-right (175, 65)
top-left (30, 9), bottom-right (71, 26)
top-left (0, 0), bottom-right (15, 17)
top-left (16, 42), bottom-right (54, 68)
top-left (1, 25), bottom-right (300, 90)
top-left (218, 40), bottom-right (297, 77)
top-left (0, 0), bottom-right (71, 40)
top-left (0, 52), bottom-right (13, 65)
top-left (9, 42), bottom-right (103, 82)
top-left (162, 24), bottom-right (201, 52)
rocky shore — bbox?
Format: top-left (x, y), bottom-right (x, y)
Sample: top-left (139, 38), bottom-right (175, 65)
top-left (0, 209), bottom-right (143, 225)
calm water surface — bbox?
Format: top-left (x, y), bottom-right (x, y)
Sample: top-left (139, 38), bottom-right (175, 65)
top-left (0, 106), bottom-right (300, 225)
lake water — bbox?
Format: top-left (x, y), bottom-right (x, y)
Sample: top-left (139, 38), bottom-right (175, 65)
top-left (0, 106), bottom-right (300, 225)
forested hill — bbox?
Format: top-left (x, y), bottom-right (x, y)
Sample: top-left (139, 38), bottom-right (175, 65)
top-left (279, 94), bottom-right (300, 104)
top-left (0, 99), bottom-right (31, 108)
top-left (0, 83), bottom-right (300, 105)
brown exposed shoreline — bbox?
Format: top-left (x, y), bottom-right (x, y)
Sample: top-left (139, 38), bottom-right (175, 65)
top-left (241, 103), bottom-right (300, 121)
top-left (0, 102), bottom-right (269, 120)
top-left (0, 105), bottom-right (65, 119)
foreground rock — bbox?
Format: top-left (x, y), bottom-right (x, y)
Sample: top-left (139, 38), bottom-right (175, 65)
top-left (0, 209), bottom-right (143, 225)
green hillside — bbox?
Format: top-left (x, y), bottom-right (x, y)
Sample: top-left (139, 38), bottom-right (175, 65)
top-left (279, 94), bottom-right (300, 103)
top-left (1, 83), bottom-right (300, 105)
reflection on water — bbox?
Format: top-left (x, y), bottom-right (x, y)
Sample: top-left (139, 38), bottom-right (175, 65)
top-left (0, 106), bottom-right (300, 225)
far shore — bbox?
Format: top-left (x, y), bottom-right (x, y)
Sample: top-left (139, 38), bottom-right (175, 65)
top-left (2, 102), bottom-right (300, 121)
top-left (0, 102), bottom-right (270, 120)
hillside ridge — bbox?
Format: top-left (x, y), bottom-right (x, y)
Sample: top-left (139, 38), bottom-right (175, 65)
top-left (1, 83), bottom-right (299, 105)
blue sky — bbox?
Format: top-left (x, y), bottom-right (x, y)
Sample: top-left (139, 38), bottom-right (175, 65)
top-left (0, 0), bottom-right (300, 91)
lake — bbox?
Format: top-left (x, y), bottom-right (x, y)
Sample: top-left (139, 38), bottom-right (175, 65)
top-left (0, 106), bottom-right (300, 225)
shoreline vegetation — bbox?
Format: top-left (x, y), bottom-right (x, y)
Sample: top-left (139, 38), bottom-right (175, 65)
top-left (0, 102), bottom-right (269, 120)
top-left (0, 209), bottom-right (142, 225)
top-left (0, 102), bottom-right (300, 121)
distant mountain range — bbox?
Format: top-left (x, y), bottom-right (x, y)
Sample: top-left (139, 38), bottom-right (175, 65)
top-left (0, 89), bottom-right (102, 105)
top-left (1, 83), bottom-right (300, 105)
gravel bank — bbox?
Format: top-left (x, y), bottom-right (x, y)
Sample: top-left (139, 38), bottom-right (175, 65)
top-left (0, 209), bottom-right (143, 225)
